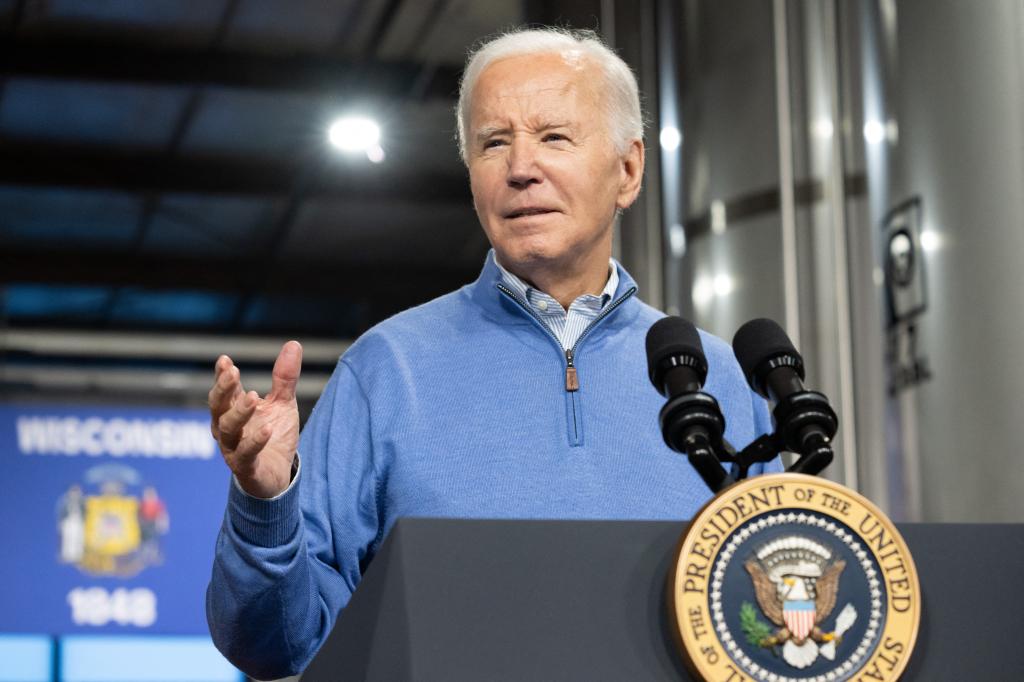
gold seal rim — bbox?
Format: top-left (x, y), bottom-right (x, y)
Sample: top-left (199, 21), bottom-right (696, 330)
top-left (668, 473), bottom-right (920, 682)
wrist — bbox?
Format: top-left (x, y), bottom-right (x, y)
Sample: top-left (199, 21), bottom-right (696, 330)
top-left (228, 466), bottom-right (301, 547)
top-left (235, 453), bottom-right (298, 500)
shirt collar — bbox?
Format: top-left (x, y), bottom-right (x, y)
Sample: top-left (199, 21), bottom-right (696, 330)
top-left (493, 255), bottom-right (620, 311)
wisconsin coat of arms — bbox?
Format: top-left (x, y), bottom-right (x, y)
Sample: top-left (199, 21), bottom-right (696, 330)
top-left (57, 464), bottom-right (169, 577)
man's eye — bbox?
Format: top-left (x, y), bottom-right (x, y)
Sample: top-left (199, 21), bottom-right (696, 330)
top-left (483, 139), bottom-right (506, 149)
top-left (543, 133), bottom-right (568, 143)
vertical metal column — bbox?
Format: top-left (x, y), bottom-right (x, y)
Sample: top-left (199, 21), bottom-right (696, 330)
top-left (820, 0), bottom-right (860, 490)
top-left (773, 0), bottom-right (802, 350)
top-left (656, 0), bottom-right (684, 315)
top-left (600, 0), bottom-right (616, 47)
top-left (639, 0), bottom-right (665, 310)
top-left (604, 0), bottom-right (664, 309)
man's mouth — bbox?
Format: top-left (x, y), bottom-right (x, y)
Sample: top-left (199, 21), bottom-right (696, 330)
top-left (504, 207), bottom-right (558, 219)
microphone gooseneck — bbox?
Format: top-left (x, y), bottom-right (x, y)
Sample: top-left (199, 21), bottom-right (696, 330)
top-left (646, 316), bottom-right (734, 493)
top-left (732, 319), bottom-right (838, 476)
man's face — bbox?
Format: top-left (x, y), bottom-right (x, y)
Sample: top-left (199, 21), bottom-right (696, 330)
top-left (467, 51), bottom-right (643, 277)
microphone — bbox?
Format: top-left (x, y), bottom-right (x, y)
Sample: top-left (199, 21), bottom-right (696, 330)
top-left (646, 316), bottom-right (733, 492)
top-left (732, 319), bottom-right (838, 475)
top-left (646, 315), bottom-right (707, 397)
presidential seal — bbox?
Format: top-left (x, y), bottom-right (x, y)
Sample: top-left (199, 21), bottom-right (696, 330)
top-left (669, 474), bottom-right (919, 682)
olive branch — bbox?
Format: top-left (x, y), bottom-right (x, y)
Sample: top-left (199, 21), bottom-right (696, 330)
top-left (739, 601), bottom-right (774, 647)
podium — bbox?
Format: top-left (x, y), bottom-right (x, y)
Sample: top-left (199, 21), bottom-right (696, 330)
top-left (301, 518), bottom-right (1024, 680)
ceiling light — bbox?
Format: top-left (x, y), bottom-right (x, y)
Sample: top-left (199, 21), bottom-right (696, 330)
top-left (366, 144), bottom-right (385, 164)
top-left (328, 117), bottom-right (381, 152)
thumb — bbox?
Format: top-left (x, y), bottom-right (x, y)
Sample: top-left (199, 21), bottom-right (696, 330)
top-left (269, 340), bottom-right (303, 401)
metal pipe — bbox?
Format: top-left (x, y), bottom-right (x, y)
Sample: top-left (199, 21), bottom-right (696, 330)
top-left (773, 0), bottom-right (802, 351)
top-left (820, 0), bottom-right (860, 490)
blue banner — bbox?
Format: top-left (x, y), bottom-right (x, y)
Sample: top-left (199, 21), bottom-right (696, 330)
top-left (0, 405), bottom-right (230, 635)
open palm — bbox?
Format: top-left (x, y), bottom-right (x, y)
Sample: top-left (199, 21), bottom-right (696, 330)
top-left (209, 341), bottom-right (303, 499)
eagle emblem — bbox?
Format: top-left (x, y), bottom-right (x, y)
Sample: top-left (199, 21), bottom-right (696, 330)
top-left (742, 536), bottom-right (858, 669)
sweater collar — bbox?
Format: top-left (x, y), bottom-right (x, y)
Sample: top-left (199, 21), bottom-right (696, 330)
top-left (493, 254), bottom-right (620, 312)
top-left (469, 249), bottom-right (640, 321)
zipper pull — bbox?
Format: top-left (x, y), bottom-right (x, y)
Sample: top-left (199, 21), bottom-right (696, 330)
top-left (565, 349), bottom-right (579, 392)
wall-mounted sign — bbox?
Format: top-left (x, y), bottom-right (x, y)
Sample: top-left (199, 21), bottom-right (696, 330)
top-left (0, 405), bottom-right (229, 635)
top-left (883, 197), bottom-right (932, 393)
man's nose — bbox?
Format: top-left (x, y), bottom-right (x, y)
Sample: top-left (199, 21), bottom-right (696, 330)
top-left (506, 138), bottom-right (542, 189)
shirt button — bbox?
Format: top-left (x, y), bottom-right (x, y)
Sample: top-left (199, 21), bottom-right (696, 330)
top-left (537, 299), bottom-right (549, 311)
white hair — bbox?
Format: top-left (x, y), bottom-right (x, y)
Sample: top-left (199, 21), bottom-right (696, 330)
top-left (456, 27), bottom-right (644, 164)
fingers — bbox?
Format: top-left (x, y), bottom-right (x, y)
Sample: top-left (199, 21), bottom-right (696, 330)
top-left (214, 354), bottom-right (231, 379)
top-left (208, 355), bottom-right (244, 426)
top-left (268, 340), bottom-right (303, 402)
top-left (232, 423), bottom-right (274, 468)
top-left (217, 390), bottom-right (258, 451)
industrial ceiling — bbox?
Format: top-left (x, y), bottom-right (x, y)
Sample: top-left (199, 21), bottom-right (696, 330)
top-left (0, 1), bottom-right (632, 405)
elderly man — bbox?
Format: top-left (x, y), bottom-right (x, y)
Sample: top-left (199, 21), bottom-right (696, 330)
top-left (206, 27), bottom-right (780, 678)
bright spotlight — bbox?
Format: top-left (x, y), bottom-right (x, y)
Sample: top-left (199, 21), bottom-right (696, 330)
top-left (328, 117), bottom-right (381, 152)
top-left (710, 200), bottom-right (727, 235)
top-left (712, 274), bottom-right (734, 297)
top-left (920, 230), bottom-right (941, 252)
top-left (863, 119), bottom-right (886, 145)
top-left (812, 118), bottom-right (834, 139)
top-left (366, 144), bottom-right (385, 164)
top-left (669, 223), bottom-right (686, 257)
top-left (660, 126), bottom-right (682, 151)
top-left (692, 277), bottom-right (713, 308)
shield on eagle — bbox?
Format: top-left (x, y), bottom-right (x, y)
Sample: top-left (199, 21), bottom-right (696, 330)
top-left (783, 598), bottom-right (815, 641)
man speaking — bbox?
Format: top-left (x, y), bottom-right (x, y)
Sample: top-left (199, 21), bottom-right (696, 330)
top-left (206, 27), bottom-right (780, 679)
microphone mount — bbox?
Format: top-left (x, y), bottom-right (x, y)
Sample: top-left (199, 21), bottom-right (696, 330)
top-left (647, 316), bottom-right (840, 491)
top-left (659, 390), bottom-right (733, 492)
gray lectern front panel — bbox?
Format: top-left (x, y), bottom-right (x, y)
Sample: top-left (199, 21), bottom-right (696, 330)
top-left (301, 519), bottom-right (1023, 681)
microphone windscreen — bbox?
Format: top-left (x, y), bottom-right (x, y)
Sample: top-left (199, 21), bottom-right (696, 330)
top-left (731, 318), bottom-right (800, 388)
top-left (645, 316), bottom-right (706, 390)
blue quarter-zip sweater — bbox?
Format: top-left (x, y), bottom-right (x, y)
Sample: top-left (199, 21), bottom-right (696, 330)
top-left (206, 254), bottom-right (781, 679)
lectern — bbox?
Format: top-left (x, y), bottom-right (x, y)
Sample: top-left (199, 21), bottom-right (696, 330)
top-left (301, 518), bottom-right (1023, 680)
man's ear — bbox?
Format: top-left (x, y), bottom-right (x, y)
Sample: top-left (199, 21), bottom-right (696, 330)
top-left (616, 139), bottom-right (645, 210)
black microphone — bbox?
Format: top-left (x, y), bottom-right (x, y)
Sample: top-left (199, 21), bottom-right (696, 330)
top-left (646, 315), bottom-right (707, 398)
top-left (732, 318), bottom-right (806, 402)
top-left (646, 316), bottom-right (733, 492)
top-left (732, 318), bottom-right (838, 475)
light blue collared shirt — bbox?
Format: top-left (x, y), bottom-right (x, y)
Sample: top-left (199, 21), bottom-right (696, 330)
top-left (494, 255), bottom-right (620, 351)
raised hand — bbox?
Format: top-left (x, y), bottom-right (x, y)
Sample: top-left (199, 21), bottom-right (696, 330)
top-left (209, 341), bottom-right (303, 499)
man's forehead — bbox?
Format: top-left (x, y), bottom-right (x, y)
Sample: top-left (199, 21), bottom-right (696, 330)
top-left (471, 52), bottom-right (597, 117)
top-left (487, 48), bottom-right (589, 73)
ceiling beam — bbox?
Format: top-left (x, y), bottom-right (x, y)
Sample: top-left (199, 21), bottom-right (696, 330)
top-left (0, 363), bottom-right (332, 401)
top-left (0, 38), bottom-right (463, 98)
top-left (0, 248), bottom-right (476, 304)
top-left (2, 327), bottom-right (350, 365)
top-left (366, 0), bottom-right (407, 58)
top-left (0, 142), bottom-right (472, 203)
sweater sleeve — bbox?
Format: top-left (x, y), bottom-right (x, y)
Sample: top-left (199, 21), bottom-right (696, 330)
top-left (205, 360), bottom-right (381, 680)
